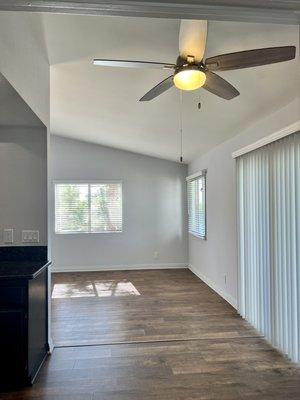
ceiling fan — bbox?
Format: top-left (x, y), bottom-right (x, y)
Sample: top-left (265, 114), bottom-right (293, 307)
top-left (93, 20), bottom-right (296, 102)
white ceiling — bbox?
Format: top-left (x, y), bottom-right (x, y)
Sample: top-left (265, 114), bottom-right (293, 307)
top-left (40, 14), bottom-right (298, 162)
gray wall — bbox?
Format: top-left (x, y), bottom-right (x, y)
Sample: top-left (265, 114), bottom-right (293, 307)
top-left (0, 126), bottom-right (48, 246)
top-left (50, 135), bottom-right (188, 271)
top-left (0, 12), bottom-right (50, 126)
top-left (188, 98), bottom-right (299, 308)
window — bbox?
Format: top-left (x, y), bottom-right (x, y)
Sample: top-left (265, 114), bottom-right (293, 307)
top-left (55, 182), bottom-right (122, 234)
top-left (187, 171), bottom-right (206, 239)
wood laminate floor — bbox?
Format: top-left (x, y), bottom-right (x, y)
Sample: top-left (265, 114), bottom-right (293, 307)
top-left (51, 269), bottom-right (259, 346)
top-left (1, 269), bottom-right (300, 399)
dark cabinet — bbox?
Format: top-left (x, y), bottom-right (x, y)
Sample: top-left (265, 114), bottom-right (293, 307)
top-left (0, 263), bottom-right (49, 389)
top-left (0, 309), bottom-right (27, 384)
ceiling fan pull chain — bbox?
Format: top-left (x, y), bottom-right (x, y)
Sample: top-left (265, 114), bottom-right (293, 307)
top-left (179, 90), bottom-right (183, 163)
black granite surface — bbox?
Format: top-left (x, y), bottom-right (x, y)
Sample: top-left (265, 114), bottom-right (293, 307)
top-left (0, 246), bottom-right (47, 262)
top-left (0, 246), bottom-right (50, 279)
top-left (0, 260), bottom-right (51, 279)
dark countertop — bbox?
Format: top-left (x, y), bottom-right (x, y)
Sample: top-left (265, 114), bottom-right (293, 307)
top-left (0, 260), bottom-right (51, 280)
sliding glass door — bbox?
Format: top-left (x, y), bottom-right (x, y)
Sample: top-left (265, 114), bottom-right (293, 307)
top-left (237, 132), bottom-right (300, 363)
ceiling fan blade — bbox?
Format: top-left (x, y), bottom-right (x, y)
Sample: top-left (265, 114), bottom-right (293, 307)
top-left (139, 76), bottom-right (174, 101)
top-left (179, 20), bottom-right (207, 62)
top-left (203, 71), bottom-right (239, 100)
top-left (205, 46), bottom-right (296, 71)
top-left (93, 59), bottom-right (174, 69)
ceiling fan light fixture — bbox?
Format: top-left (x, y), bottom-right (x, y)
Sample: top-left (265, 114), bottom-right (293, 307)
top-left (173, 67), bottom-right (206, 91)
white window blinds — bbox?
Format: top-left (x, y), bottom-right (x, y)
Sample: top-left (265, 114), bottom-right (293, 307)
top-left (237, 132), bottom-right (300, 363)
top-left (55, 183), bottom-right (122, 234)
top-left (187, 171), bottom-right (206, 239)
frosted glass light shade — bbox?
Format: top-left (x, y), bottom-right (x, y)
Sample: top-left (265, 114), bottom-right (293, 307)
top-left (173, 68), bottom-right (206, 91)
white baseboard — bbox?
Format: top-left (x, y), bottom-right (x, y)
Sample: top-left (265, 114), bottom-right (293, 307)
top-left (189, 264), bottom-right (237, 309)
top-left (48, 336), bottom-right (54, 353)
top-left (52, 263), bottom-right (188, 273)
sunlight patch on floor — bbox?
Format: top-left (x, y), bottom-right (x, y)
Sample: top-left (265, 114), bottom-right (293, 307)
top-left (52, 281), bottom-right (140, 298)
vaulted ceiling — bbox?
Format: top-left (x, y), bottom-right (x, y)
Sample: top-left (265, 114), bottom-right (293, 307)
top-left (41, 14), bottom-right (298, 161)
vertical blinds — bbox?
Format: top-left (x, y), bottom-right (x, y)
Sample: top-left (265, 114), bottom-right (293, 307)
top-left (55, 183), bottom-right (122, 233)
top-left (187, 171), bottom-right (206, 239)
top-left (237, 132), bottom-right (300, 363)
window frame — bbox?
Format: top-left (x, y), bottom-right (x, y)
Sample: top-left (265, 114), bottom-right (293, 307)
top-left (54, 180), bottom-right (123, 235)
top-left (186, 170), bottom-right (207, 240)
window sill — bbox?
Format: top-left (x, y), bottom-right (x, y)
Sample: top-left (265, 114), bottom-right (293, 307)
top-left (189, 231), bottom-right (206, 240)
top-left (55, 231), bottom-right (122, 235)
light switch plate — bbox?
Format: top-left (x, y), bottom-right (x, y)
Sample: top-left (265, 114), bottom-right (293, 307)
top-left (22, 230), bottom-right (39, 243)
top-left (3, 229), bottom-right (14, 244)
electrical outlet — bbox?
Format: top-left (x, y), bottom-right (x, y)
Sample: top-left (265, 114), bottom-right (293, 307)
top-left (3, 229), bottom-right (14, 244)
top-left (22, 230), bottom-right (39, 243)
top-left (224, 274), bottom-right (227, 285)
top-left (154, 251), bottom-right (159, 260)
